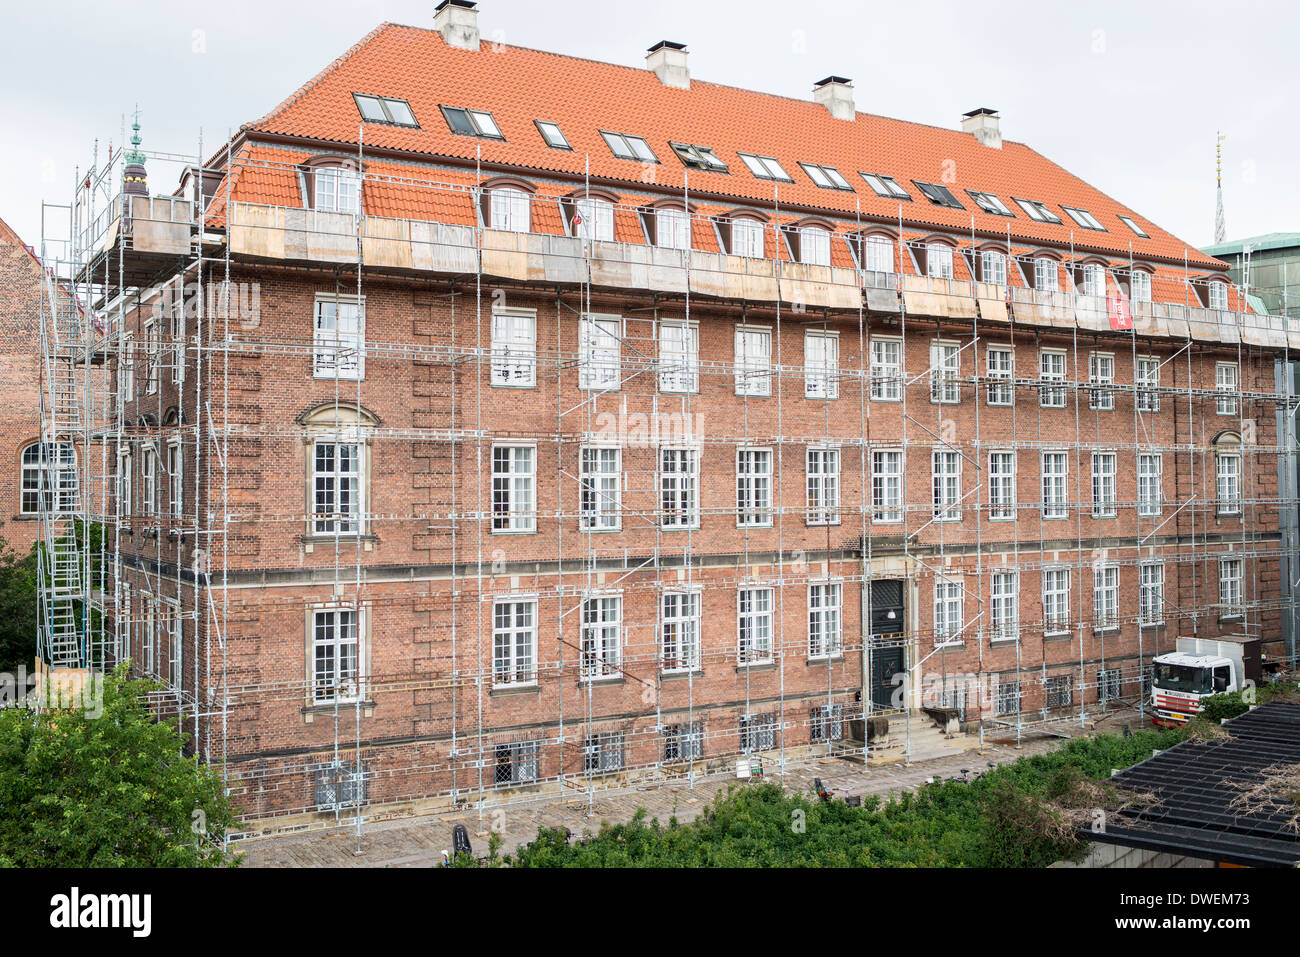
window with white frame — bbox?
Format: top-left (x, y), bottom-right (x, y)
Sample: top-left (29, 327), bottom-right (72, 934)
top-left (808, 581), bottom-right (842, 660)
top-left (734, 326), bottom-right (772, 397)
top-left (1081, 263), bottom-right (1107, 297)
top-left (930, 340), bottom-right (960, 404)
top-left (579, 314), bottom-right (621, 391)
top-left (579, 446), bottom-right (621, 531)
top-left (572, 196), bottom-right (615, 241)
top-left (118, 446), bottom-right (132, 518)
top-left (1136, 356), bottom-right (1160, 412)
top-left (992, 571), bottom-right (1018, 642)
top-left (1088, 353), bottom-right (1114, 411)
top-left (1216, 451), bottom-right (1241, 515)
top-left (1093, 565), bottom-right (1119, 629)
top-left (663, 722), bottom-right (704, 762)
top-left (981, 250), bottom-right (1007, 286)
top-left (144, 319), bottom-right (159, 395)
top-left (490, 307), bottom-right (536, 387)
top-left (872, 449), bottom-right (903, 523)
top-left (658, 321), bottom-right (698, 394)
top-left (492, 598), bottom-right (537, 687)
top-left (806, 447), bottom-right (840, 525)
top-left (1208, 282), bottom-right (1230, 311)
top-left (166, 440), bottom-right (182, 519)
top-left (1043, 568), bottom-right (1070, 633)
top-left (20, 442), bottom-right (76, 515)
top-left (1138, 453), bottom-right (1163, 517)
top-left (1039, 350), bottom-right (1066, 408)
top-left (926, 243), bottom-right (954, 280)
top-left (654, 207), bottom-right (691, 250)
top-left (729, 217), bottom-right (765, 259)
top-left (489, 187), bottom-right (531, 233)
top-left (1042, 452), bottom-right (1069, 519)
top-left (1216, 362), bottom-right (1239, 415)
top-left (1091, 452), bottom-right (1117, 518)
top-left (121, 332), bottom-right (135, 400)
top-left (933, 578), bottom-right (964, 645)
top-left (1035, 258), bottom-right (1059, 292)
top-left (141, 444), bottom-right (157, 516)
top-left (798, 226), bottom-right (831, 266)
top-left (314, 166), bottom-right (361, 214)
top-left (1130, 269), bottom-right (1152, 303)
top-left (737, 587), bottom-right (774, 664)
top-left (661, 590), bottom-right (701, 673)
top-left (165, 599), bottom-right (182, 689)
top-left (314, 296), bottom-right (365, 380)
top-left (870, 337), bottom-right (903, 401)
top-left (932, 450), bottom-right (961, 521)
top-left (804, 330), bottom-right (839, 399)
top-left (582, 731), bottom-right (625, 774)
top-left (736, 448), bottom-right (773, 527)
top-left (660, 447), bottom-right (699, 529)
top-left (862, 235), bottom-right (893, 273)
top-left (491, 445), bottom-right (535, 533)
top-left (313, 440), bottom-right (362, 535)
top-left (1219, 559), bottom-right (1242, 617)
top-left (580, 594), bottom-right (622, 680)
top-left (312, 606), bottom-right (362, 703)
top-left (987, 345), bottom-right (1014, 406)
top-left (988, 451), bottom-right (1016, 520)
top-left (1139, 563), bottom-right (1164, 626)
top-left (142, 596), bottom-right (157, 676)
top-left (169, 311), bottom-right (185, 386)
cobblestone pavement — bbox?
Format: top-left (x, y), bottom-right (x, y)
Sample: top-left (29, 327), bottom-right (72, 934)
top-left (240, 709), bottom-right (1143, 867)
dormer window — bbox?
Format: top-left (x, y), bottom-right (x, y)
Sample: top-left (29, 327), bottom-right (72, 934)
top-left (967, 190), bottom-right (1013, 217)
top-left (570, 195), bottom-right (615, 241)
top-left (1034, 257), bottom-right (1059, 292)
top-left (1062, 206), bottom-right (1106, 231)
top-left (489, 187), bottom-right (531, 233)
top-left (855, 234), bottom-right (894, 273)
top-left (535, 120), bottom-right (571, 150)
top-left (979, 250), bottom-right (1007, 285)
top-left (720, 216), bottom-right (766, 259)
top-left (913, 182), bottom-right (964, 209)
top-left (1129, 269), bottom-right (1152, 303)
top-left (441, 106), bottom-right (504, 140)
top-left (861, 173), bottom-right (911, 200)
top-left (738, 153), bottom-right (793, 183)
top-left (925, 242), bottom-right (955, 279)
top-left (671, 143), bottom-right (728, 172)
top-left (313, 166), bottom-right (361, 214)
top-left (1119, 215), bottom-right (1149, 238)
top-left (1014, 198), bottom-right (1062, 224)
top-left (1079, 263), bottom-right (1107, 297)
top-left (1208, 281), bottom-right (1230, 311)
top-left (788, 224), bottom-right (831, 266)
top-left (352, 94), bottom-right (418, 127)
top-left (800, 163), bottom-right (853, 191)
top-left (602, 131), bottom-right (658, 163)
top-left (647, 206), bottom-right (691, 250)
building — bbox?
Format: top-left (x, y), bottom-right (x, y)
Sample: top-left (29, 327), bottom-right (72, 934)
top-left (1203, 233), bottom-right (1300, 320)
top-left (40, 1), bottom-right (1299, 831)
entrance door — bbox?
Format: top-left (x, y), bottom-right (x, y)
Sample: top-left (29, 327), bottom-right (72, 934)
top-left (868, 580), bottom-right (905, 711)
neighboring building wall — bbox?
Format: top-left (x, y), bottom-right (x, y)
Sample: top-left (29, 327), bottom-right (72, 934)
top-left (0, 217), bottom-right (46, 555)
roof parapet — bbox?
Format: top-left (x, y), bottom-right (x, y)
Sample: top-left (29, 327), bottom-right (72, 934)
top-left (647, 41), bottom-right (689, 90)
top-left (434, 0), bottom-right (480, 52)
top-left (962, 107), bottom-right (1001, 149)
top-left (813, 76), bottom-right (855, 121)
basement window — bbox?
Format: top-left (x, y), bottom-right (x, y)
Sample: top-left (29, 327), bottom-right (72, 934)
top-left (601, 131), bottom-right (658, 163)
top-left (441, 106), bottom-right (504, 140)
top-left (1118, 215), bottom-right (1149, 238)
top-left (671, 143), bottom-right (728, 172)
top-left (914, 181), bottom-right (964, 209)
top-left (353, 94), bottom-right (418, 127)
top-left (1062, 206), bottom-right (1106, 231)
top-left (967, 190), bottom-right (1013, 217)
top-left (1014, 197), bottom-right (1062, 224)
top-left (800, 163), bottom-right (853, 191)
top-left (861, 173), bottom-right (911, 200)
top-left (535, 120), bottom-right (571, 150)
top-left (738, 153), bottom-right (793, 183)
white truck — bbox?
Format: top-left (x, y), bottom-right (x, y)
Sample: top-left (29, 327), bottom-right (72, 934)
top-left (1150, 635), bottom-right (1263, 726)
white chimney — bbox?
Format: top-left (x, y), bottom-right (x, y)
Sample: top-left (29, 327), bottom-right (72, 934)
top-left (813, 76), bottom-right (855, 121)
top-left (435, 0), bottom-right (480, 51)
top-left (647, 41), bottom-right (689, 90)
top-left (962, 108), bottom-right (1001, 149)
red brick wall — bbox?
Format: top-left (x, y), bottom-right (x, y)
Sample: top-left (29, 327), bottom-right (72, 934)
top-left (0, 221), bottom-right (45, 555)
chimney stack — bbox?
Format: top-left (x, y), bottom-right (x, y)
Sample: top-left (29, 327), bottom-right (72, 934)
top-left (961, 108), bottom-right (1001, 148)
top-left (647, 41), bottom-right (689, 90)
top-left (435, 0), bottom-right (480, 51)
top-left (813, 76), bottom-right (855, 121)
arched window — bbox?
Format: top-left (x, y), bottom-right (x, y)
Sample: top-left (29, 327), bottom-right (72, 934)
top-left (312, 166), bottom-right (362, 214)
top-left (568, 191), bottom-right (616, 242)
top-left (20, 441), bottom-right (76, 514)
top-left (299, 402), bottom-right (379, 540)
top-left (1213, 431), bottom-right (1241, 516)
top-left (489, 187), bottom-right (531, 233)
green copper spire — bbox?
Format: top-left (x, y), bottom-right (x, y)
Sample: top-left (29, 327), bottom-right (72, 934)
top-left (124, 106), bottom-right (145, 166)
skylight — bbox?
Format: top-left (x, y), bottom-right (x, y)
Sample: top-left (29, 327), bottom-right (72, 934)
top-left (1118, 215), bottom-right (1149, 238)
top-left (441, 106), bottom-right (503, 140)
top-left (914, 181), bottom-right (964, 209)
top-left (1013, 198), bottom-right (1063, 224)
top-left (738, 153), bottom-right (793, 183)
top-left (967, 190), bottom-right (1013, 217)
top-left (671, 143), bottom-right (728, 172)
top-left (354, 94), bottom-right (418, 127)
top-left (535, 120), bottom-right (571, 150)
top-left (1062, 206), bottom-right (1106, 231)
top-left (861, 173), bottom-right (911, 201)
top-left (601, 131), bottom-right (658, 163)
top-left (800, 163), bottom-right (853, 191)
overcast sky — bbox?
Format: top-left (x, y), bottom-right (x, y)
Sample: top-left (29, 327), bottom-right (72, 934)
top-left (1, 0), bottom-right (1294, 251)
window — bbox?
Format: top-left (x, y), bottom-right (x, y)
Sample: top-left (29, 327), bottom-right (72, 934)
top-left (1139, 563), bottom-right (1164, 626)
top-left (166, 440), bottom-right (182, 519)
top-left (313, 167), bottom-right (361, 214)
top-left (930, 341), bottom-right (960, 404)
top-left (992, 571), bottom-right (1018, 642)
top-left (808, 582), bottom-right (843, 660)
top-left (932, 450), bottom-right (961, 521)
top-left (860, 235), bottom-right (894, 273)
top-left (1216, 362), bottom-right (1239, 415)
top-left (1034, 257), bottom-right (1059, 292)
top-left (490, 307), bottom-right (536, 387)
top-left (493, 598), bottom-right (537, 687)
top-left (660, 448), bottom-right (699, 529)
top-left (736, 449), bottom-right (773, 527)
top-left (728, 217), bottom-right (765, 259)
top-left (804, 330), bottom-right (839, 399)
top-left (494, 741), bottom-right (539, 786)
top-left (1136, 356), bottom-right (1160, 412)
top-left (1089, 353), bottom-right (1114, 410)
top-left (579, 314), bottom-right (621, 391)
top-left (582, 731), bottom-right (625, 774)
top-left (20, 442), bottom-right (76, 515)
top-left (870, 338), bottom-right (903, 401)
top-left (572, 196), bottom-right (615, 241)
top-left (988, 451), bottom-right (1016, 520)
top-left (580, 594), bottom-right (622, 680)
top-left (806, 447), bottom-right (840, 525)
top-left (600, 131), bottom-right (657, 163)
top-left (800, 162), bottom-right (853, 190)
top-left (810, 704), bottom-right (845, 743)
top-left (1098, 668), bottom-right (1122, 703)
top-left (934, 578), bottom-right (964, 645)
top-left (120, 332), bottom-right (135, 400)
top-left (967, 190), bottom-right (1013, 216)
top-left (861, 173), bottom-right (910, 200)
top-left (1046, 675), bottom-right (1074, 709)
top-left (996, 681), bottom-right (1022, 716)
top-left (662, 590), bottom-right (701, 673)
top-left (1042, 452), bottom-right (1068, 519)
top-left (987, 345), bottom-right (1014, 405)
top-left (671, 142), bottom-right (728, 172)
top-left (737, 587), bottom-right (774, 664)
top-left (535, 120), bottom-right (570, 149)
top-left (1039, 350), bottom-right (1066, 408)
top-left (1062, 206), bottom-right (1106, 231)
top-left (489, 187), bottom-right (531, 232)
top-left (738, 153), bottom-right (792, 182)
top-left (1081, 263), bottom-right (1108, 298)
top-left (141, 444), bottom-right (157, 516)
top-left (313, 440), bottom-right (362, 535)
top-left (663, 722), bottom-right (704, 762)
top-left (169, 309), bottom-right (185, 386)
top-left (1138, 453), bottom-right (1163, 517)
top-left (118, 446), bottom-right (132, 517)
top-left (1093, 565), bottom-right (1119, 628)
top-left (314, 296), bottom-right (364, 380)
top-left (1043, 569), bottom-right (1070, 633)
top-left (312, 606), bottom-right (361, 703)
top-left (914, 181), bottom-right (964, 209)
top-left (1216, 451), bottom-right (1241, 515)
top-left (1208, 282), bottom-right (1230, 311)
top-left (858, 451), bottom-right (898, 529)
top-left (1130, 269), bottom-right (1152, 303)
top-left (926, 243), bottom-right (954, 280)
top-left (797, 226), bottom-right (831, 266)
top-left (739, 712), bottom-right (777, 752)
top-left (734, 326), bottom-right (772, 397)
top-left (144, 319), bottom-right (159, 395)
top-left (653, 207), bottom-right (691, 250)
top-left (658, 321), bottom-right (698, 393)
top-left (442, 106), bottom-right (504, 139)
top-left (980, 250), bottom-right (1007, 286)
top-left (1014, 198), bottom-right (1062, 224)
top-left (1119, 215), bottom-right (1149, 238)
top-left (353, 94), bottom-right (417, 127)
top-left (580, 446), bottom-right (621, 531)
top-left (1219, 559), bottom-right (1242, 617)
top-left (492, 445), bottom-right (535, 533)
top-left (142, 597), bottom-right (157, 677)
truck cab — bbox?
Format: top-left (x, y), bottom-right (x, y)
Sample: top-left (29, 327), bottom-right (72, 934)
top-left (1150, 636), bottom-right (1262, 726)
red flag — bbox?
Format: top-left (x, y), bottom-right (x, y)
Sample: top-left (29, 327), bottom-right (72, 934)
top-left (1107, 293), bottom-right (1133, 331)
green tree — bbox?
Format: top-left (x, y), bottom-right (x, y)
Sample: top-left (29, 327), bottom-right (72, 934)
top-left (0, 664), bottom-right (241, 867)
top-left (0, 537), bottom-right (39, 675)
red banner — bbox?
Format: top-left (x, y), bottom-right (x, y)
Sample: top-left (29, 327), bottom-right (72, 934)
top-left (1107, 294), bottom-right (1133, 331)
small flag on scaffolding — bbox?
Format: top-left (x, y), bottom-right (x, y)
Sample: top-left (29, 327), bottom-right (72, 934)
top-left (572, 211), bottom-right (584, 229)
top-left (1107, 293), bottom-right (1133, 331)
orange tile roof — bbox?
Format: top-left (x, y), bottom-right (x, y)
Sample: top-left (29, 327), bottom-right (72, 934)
top-left (242, 21), bottom-right (1221, 270)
